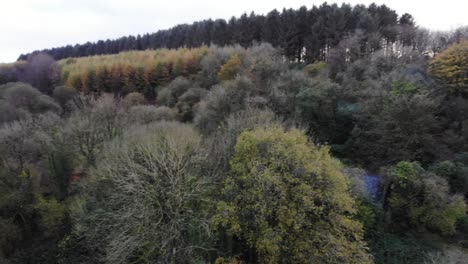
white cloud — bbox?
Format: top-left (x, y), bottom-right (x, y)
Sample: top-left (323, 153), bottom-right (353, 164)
top-left (0, 0), bottom-right (467, 62)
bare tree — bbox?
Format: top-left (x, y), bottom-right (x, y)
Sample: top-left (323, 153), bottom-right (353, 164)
top-left (72, 122), bottom-right (211, 263)
top-left (21, 53), bottom-right (60, 94)
top-left (64, 95), bottom-right (126, 166)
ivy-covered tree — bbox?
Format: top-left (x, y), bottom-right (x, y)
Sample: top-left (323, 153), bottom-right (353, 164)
top-left (429, 40), bottom-right (468, 94)
top-left (382, 161), bottom-right (466, 235)
top-left (214, 126), bottom-right (372, 263)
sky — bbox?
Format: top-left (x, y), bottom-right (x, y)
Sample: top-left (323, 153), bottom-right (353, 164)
top-left (0, 0), bottom-right (467, 63)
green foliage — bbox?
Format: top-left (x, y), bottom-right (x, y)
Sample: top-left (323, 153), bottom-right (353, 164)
top-left (214, 256), bottom-right (245, 264)
top-left (350, 92), bottom-right (439, 167)
top-left (34, 195), bottom-right (67, 238)
top-left (430, 157), bottom-right (468, 196)
top-left (176, 87), bottom-right (207, 122)
top-left (390, 82), bottom-right (418, 95)
top-left (0, 166), bottom-right (37, 260)
top-left (355, 200), bottom-right (383, 238)
top-left (48, 131), bottom-right (76, 200)
top-left (52, 86), bottom-right (78, 110)
top-left (371, 233), bottom-right (434, 264)
top-left (385, 161), bottom-right (466, 235)
top-left (1, 25), bottom-right (468, 263)
top-left (296, 79), bottom-right (350, 142)
top-left (214, 126), bottom-right (372, 263)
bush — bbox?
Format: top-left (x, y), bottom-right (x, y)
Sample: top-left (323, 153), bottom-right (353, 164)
top-left (157, 77), bottom-right (193, 107)
top-left (34, 195), bottom-right (68, 238)
top-left (127, 105), bottom-right (177, 124)
top-left (384, 161), bottom-right (466, 235)
top-left (176, 87), bottom-right (208, 121)
top-left (53, 86), bottom-right (78, 109)
top-left (0, 83), bottom-right (61, 122)
top-left (122, 92), bottom-right (146, 109)
top-left (195, 76), bottom-right (254, 134)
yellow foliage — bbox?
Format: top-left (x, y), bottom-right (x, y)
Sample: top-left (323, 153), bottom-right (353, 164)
top-left (429, 40), bottom-right (468, 93)
top-left (215, 126), bottom-right (372, 263)
top-left (217, 54), bottom-right (242, 81)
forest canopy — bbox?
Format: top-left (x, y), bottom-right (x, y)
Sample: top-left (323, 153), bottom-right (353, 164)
top-left (0, 2), bottom-right (468, 264)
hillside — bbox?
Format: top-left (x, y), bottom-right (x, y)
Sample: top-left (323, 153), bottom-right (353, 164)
top-left (1, 2), bottom-right (468, 264)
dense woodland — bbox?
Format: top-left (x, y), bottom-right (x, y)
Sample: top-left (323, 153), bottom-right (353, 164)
top-left (1, 2), bottom-right (468, 264)
top-left (17, 2), bottom-right (460, 63)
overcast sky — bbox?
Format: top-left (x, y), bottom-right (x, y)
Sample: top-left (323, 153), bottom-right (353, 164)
top-left (0, 0), bottom-right (467, 63)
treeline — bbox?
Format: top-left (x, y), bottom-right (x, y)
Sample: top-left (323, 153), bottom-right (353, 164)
top-left (20, 3), bottom-right (435, 63)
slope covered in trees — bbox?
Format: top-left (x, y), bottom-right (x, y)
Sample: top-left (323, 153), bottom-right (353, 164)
top-left (1, 38), bottom-right (467, 264)
top-left (1, 2), bottom-right (468, 264)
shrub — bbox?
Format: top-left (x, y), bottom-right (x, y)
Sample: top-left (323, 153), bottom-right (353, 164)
top-left (385, 161), bottom-right (466, 235)
top-left (53, 86), bottom-right (79, 109)
top-left (128, 105), bottom-right (177, 124)
top-left (195, 76), bottom-right (254, 134)
top-left (176, 87), bottom-right (208, 121)
top-left (34, 195), bottom-right (68, 238)
top-left (157, 76), bottom-right (193, 107)
top-left (0, 83), bottom-right (61, 119)
top-left (122, 92), bottom-right (146, 109)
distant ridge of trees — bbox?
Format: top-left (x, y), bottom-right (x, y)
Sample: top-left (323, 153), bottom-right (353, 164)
top-left (18, 2), bottom-right (419, 63)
